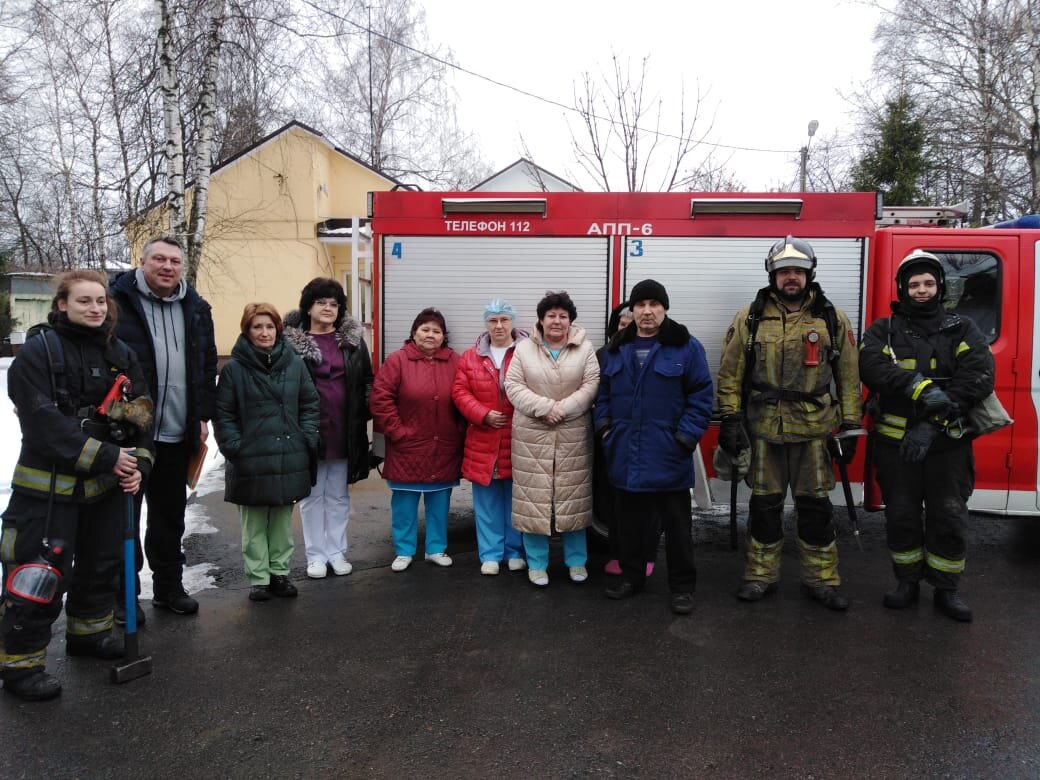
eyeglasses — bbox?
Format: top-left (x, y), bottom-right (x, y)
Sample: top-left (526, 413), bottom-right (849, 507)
top-left (314, 299), bottom-right (339, 309)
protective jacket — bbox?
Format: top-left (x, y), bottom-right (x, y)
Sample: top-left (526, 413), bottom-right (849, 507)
top-left (594, 318), bottom-right (714, 492)
top-left (717, 284), bottom-right (860, 442)
top-left (369, 341), bottom-right (464, 484)
top-left (452, 330), bottom-right (527, 486)
top-left (214, 334), bottom-right (320, 506)
top-left (505, 323), bottom-right (599, 534)
top-left (859, 304), bottom-right (994, 449)
top-left (283, 310), bottom-right (374, 483)
top-left (111, 270), bottom-right (217, 455)
top-left (7, 316), bottom-right (155, 503)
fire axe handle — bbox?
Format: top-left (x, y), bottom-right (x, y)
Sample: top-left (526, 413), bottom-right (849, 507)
top-left (729, 465), bottom-right (739, 550)
top-left (111, 490), bottom-right (152, 684)
top-left (836, 458), bottom-right (863, 552)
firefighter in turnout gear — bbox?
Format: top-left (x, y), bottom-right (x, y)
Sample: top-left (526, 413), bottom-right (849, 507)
top-left (716, 236), bottom-right (861, 611)
top-left (859, 251), bottom-right (994, 622)
top-left (1, 270), bottom-right (154, 701)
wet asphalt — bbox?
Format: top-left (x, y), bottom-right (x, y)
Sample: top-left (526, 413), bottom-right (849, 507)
top-left (2, 472), bottom-right (1039, 779)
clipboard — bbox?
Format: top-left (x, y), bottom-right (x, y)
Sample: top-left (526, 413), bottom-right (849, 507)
top-left (186, 441), bottom-right (208, 491)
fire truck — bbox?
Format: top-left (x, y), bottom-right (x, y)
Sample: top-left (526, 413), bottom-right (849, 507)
top-left (366, 190), bottom-right (1040, 518)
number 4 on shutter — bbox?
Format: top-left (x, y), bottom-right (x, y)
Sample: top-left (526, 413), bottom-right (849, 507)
top-left (391, 242), bottom-right (402, 259)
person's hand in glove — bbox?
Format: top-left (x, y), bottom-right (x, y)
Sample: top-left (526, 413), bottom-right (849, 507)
top-left (918, 383), bottom-right (953, 418)
top-left (907, 374), bottom-right (953, 418)
top-left (827, 423), bottom-right (859, 464)
top-left (718, 414), bottom-right (747, 457)
top-left (900, 421), bottom-right (939, 463)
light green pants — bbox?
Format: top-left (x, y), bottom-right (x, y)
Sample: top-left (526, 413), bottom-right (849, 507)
top-left (239, 505), bottom-right (294, 586)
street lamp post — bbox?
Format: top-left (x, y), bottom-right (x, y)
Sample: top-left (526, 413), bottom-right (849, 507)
top-left (799, 119), bottom-right (819, 192)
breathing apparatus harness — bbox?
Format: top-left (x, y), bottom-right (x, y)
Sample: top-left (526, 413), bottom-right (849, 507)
top-left (741, 283), bottom-right (844, 412)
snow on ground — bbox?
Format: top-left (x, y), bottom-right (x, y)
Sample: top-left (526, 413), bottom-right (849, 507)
top-left (0, 357), bottom-right (220, 597)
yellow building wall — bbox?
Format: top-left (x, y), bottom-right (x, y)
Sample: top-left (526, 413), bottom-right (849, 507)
top-left (130, 126), bottom-right (393, 354)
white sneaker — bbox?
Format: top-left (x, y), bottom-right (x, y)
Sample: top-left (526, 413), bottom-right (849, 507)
top-left (424, 552), bottom-right (453, 567)
top-left (507, 558), bottom-right (527, 571)
top-left (306, 561), bottom-right (327, 579)
top-left (330, 559), bottom-right (353, 576)
top-left (569, 566), bottom-right (588, 583)
top-left (528, 569), bottom-right (549, 587)
top-left (391, 555), bottom-right (413, 572)
top-left (480, 561), bottom-right (500, 576)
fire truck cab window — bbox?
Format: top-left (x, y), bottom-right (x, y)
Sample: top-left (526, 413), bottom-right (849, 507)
top-left (936, 251), bottom-right (1000, 344)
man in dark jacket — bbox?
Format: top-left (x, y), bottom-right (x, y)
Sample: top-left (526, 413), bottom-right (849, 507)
top-left (859, 250), bottom-right (994, 622)
top-left (111, 236), bottom-right (218, 618)
top-left (594, 279), bottom-right (714, 615)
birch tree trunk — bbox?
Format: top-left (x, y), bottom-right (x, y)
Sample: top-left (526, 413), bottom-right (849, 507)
top-left (185, 0), bottom-right (226, 284)
top-left (155, 0), bottom-right (225, 285)
top-left (156, 0), bottom-right (185, 242)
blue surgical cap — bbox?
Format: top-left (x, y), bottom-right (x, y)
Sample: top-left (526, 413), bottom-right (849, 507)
top-left (484, 298), bottom-right (516, 321)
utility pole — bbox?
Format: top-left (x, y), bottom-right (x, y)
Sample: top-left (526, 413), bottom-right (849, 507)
top-left (799, 119), bottom-right (819, 192)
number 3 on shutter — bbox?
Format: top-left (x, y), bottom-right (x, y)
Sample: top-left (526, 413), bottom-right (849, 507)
top-left (629, 239), bottom-right (643, 257)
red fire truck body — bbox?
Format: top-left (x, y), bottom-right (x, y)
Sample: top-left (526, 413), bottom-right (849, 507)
top-left (368, 190), bottom-right (1040, 516)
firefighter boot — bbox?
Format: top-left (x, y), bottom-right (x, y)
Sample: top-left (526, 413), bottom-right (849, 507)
top-left (66, 632), bottom-right (124, 660)
top-left (801, 583), bottom-right (850, 611)
top-left (737, 580), bottom-right (778, 601)
top-left (934, 589), bottom-right (973, 622)
top-left (883, 580), bottom-right (920, 609)
top-left (3, 670), bottom-right (62, 701)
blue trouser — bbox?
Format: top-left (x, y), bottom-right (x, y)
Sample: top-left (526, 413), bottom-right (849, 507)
top-left (390, 488), bottom-right (451, 556)
top-left (522, 530), bottom-right (587, 571)
top-left (472, 479), bottom-right (523, 563)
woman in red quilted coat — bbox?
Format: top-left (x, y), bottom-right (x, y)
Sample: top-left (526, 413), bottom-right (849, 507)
top-left (452, 299), bottom-right (528, 576)
top-left (370, 308), bottom-right (464, 573)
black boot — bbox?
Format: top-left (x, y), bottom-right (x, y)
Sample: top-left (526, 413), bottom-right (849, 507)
top-left (736, 580), bottom-right (778, 602)
top-left (268, 575), bottom-right (298, 598)
top-left (801, 583), bottom-right (849, 611)
top-left (66, 632), bottom-right (124, 660)
top-left (883, 580), bottom-right (920, 609)
top-left (934, 589), bottom-right (973, 622)
top-left (114, 599), bottom-right (147, 627)
top-left (604, 581), bottom-right (639, 600)
top-left (3, 671), bottom-right (62, 701)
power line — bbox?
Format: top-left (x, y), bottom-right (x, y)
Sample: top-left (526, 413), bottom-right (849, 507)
top-left (300, 0), bottom-right (804, 155)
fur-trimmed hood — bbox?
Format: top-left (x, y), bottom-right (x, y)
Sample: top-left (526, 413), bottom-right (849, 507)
top-left (606, 316), bottom-right (691, 352)
top-left (283, 308), bottom-right (365, 365)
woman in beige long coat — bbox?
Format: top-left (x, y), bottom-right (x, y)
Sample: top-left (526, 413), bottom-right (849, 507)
top-left (505, 290), bottom-right (599, 587)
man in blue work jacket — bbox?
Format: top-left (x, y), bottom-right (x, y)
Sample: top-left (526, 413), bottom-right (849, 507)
top-left (594, 279), bottom-right (714, 615)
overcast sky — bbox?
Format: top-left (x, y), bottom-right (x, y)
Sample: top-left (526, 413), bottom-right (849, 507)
top-left (421, 0), bottom-right (883, 191)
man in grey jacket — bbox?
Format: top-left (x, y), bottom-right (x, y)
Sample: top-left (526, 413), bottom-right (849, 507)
top-left (112, 236), bottom-right (218, 619)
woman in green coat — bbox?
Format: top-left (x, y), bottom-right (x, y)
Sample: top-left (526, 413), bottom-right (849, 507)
top-left (214, 303), bottom-right (320, 602)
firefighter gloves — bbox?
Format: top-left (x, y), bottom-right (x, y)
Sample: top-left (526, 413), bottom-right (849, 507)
top-left (718, 414), bottom-right (747, 457)
top-left (900, 421), bottom-right (940, 463)
top-left (918, 384), bottom-right (953, 418)
top-left (827, 433), bottom-right (857, 464)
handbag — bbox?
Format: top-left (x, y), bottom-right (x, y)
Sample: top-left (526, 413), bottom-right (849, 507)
top-left (962, 390), bottom-right (1013, 437)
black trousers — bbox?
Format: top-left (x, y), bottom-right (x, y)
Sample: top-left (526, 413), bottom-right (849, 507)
top-left (615, 489), bottom-right (696, 593)
top-left (129, 440), bottom-right (190, 597)
top-left (874, 439), bottom-right (973, 590)
top-left (1, 491), bottom-right (122, 678)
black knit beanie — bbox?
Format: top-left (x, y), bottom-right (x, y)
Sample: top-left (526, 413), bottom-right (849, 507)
top-left (628, 279), bottom-right (669, 310)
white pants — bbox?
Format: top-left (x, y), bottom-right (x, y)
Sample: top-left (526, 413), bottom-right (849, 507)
top-left (298, 459), bottom-right (350, 564)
